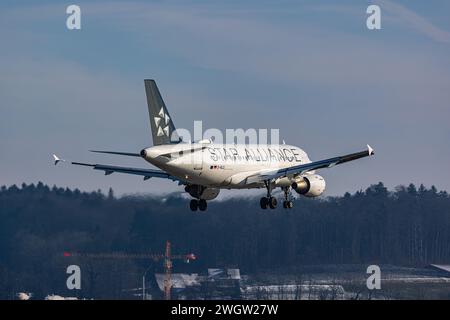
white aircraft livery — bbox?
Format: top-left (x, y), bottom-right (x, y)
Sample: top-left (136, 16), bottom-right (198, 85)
top-left (54, 79), bottom-right (374, 211)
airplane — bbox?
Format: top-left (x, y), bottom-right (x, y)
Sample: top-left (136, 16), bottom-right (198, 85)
top-left (54, 79), bottom-right (374, 211)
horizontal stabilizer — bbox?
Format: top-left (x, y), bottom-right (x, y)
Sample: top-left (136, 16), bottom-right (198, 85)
top-left (71, 161), bottom-right (180, 182)
top-left (89, 150), bottom-right (141, 157)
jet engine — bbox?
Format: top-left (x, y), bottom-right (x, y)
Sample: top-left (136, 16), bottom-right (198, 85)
top-left (291, 174), bottom-right (326, 197)
top-left (185, 185), bottom-right (220, 200)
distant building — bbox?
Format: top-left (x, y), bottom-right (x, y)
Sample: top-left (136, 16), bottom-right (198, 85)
top-left (45, 294), bottom-right (78, 300)
top-left (154, 273), bottom-right (201, 292)
top-left (241, 284), bottom-right (345, 300)
top-left (428, 264), bottom-right (450, 276)
top-left (154, 268), bottom-right (243, 299)
top-left (227, 269), bottom-right (241, 280)
top-left (207, 268), bottom-right (241, 280)
top-left (17, 292), bottom-right (32, 300)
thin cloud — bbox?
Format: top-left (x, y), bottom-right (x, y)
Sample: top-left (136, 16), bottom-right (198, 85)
top-left (378, 0), bottom-right (450, 43)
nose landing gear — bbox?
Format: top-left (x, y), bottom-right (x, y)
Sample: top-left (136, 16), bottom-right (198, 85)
top-left (282, 186), bottom-right (294, 209)
top-left (283, 200), bottom-right (294, 209)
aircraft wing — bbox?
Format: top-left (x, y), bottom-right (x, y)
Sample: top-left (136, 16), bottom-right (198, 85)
top-left (70, 161), bottom-right (180, 182)
top-left (245, 145), bottom-right (374, 184)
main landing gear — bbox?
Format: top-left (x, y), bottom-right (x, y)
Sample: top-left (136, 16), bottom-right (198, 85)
top-left (260, 180), bottom-right (278, 210)
top-left (260, 182), bottom-right (294, 210)
top-left (190, 199), bottom-right (207, 211)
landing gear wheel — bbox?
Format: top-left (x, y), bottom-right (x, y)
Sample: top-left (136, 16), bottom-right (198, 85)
top-left (269, 197), bottom-right (277, 209)
top-left (189, 199), bottom-right (198, 211)
top-left (260, 197), bottom-right (268, 209)
top-left (287, 200), bottom-right (294, 209)
top-left (198, 199), bottom-right (207, 211)
top-left (262, 180), bottom-right (277, 210)
top-left (282, 186), bottom-right (294, 209)
top-left (283, 200), bottom-right (294, 209)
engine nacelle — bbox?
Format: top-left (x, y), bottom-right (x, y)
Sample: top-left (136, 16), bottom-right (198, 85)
top-left (185, 185), bottom-right (220, 200)
top-left (292, 174), bottom-right (326, 197)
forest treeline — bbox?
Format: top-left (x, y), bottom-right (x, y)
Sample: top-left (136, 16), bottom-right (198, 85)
top-left (0, 182), bottom-right (449, 298)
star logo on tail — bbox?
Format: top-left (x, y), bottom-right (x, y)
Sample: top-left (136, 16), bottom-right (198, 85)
top-left (153, 107), bottom-right (170, 137)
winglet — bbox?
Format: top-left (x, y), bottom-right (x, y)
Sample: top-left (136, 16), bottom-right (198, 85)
top-left (367, 145), bottom-right (374, 156)
top-left (52, 154), bottom-right (65, 165)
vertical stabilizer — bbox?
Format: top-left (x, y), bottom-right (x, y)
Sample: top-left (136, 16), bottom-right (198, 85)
top-left (144, 79), bottom-right (180, 146)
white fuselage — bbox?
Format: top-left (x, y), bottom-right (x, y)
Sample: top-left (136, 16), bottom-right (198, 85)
top-left (142, 142), bottom-right (312, 189)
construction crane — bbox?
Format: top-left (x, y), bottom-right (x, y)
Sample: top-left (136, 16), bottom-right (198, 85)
top-left (64, 240), bottom-right (196, 300)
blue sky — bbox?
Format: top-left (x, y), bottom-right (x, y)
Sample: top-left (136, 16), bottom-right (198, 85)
top-left (1, 0), bottom-right (450, 197)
